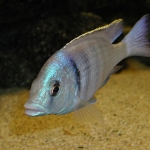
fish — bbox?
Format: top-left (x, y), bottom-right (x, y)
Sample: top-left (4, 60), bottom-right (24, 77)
top-left (24, 14), bottom-right (150, 122)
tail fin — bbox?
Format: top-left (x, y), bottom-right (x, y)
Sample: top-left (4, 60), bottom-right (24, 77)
top-left (122, 14), bottom-right (150, 57)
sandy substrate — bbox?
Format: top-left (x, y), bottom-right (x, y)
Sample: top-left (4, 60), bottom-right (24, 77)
top-left (0, 59), bottom-right (150, 150)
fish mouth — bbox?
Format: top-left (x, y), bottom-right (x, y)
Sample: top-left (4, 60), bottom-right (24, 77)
top-left (24, 102), bottom-right (47, 117)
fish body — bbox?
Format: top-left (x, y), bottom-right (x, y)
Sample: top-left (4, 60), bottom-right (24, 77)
top-left (24, 15), bottom-right (150, 122)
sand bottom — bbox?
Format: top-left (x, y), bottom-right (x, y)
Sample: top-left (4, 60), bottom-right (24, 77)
top-left (0, 59), bottom-right (150, 150)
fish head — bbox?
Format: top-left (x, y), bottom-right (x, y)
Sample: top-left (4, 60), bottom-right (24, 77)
top-left (24, 51), bottom-right (77, 117)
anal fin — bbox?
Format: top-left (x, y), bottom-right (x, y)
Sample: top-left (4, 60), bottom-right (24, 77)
top-left (110, 65), bottom-right (123, 75)
top-left (102, 65), bottom-right (123, 87)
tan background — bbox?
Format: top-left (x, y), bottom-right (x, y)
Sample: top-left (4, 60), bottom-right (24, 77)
top-left (0, 59), bottom-right (150, 150)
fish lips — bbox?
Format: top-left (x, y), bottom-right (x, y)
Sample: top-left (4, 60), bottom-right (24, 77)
top-left (24, 102), bottom-right (47, 117)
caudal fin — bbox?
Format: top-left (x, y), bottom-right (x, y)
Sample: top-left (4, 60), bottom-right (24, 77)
top-left (123, 14), bottom-right (150, 57)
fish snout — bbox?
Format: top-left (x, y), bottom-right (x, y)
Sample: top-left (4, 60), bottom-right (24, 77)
top-left (24, 102), bottom-right (48, 116)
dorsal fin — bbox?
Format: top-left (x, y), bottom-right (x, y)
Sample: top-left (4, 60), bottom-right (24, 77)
top-left (65, 19), bottom-right (123, 47)
top-left (102, 19), bottom-right (123, 43)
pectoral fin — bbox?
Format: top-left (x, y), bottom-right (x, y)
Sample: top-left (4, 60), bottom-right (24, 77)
top-left (74, 97), bottom-right (103, 123)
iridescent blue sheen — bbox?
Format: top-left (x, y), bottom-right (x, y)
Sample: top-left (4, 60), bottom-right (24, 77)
top-left (25, 50), bottom-right (78, 116)
top-left (24, 15), bottom-right (150, 120)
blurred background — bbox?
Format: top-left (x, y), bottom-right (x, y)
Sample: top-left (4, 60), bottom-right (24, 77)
top-left (0, 0), bottom-right (150, 88)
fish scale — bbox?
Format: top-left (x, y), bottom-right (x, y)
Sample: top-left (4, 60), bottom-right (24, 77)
top-left (24, 14), bottom-right (150, 122)
top-left (66, 37), bottom-right (126, 101)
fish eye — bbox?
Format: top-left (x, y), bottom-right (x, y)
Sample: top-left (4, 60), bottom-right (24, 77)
top-left (50, 81), bottom-right (60, 96)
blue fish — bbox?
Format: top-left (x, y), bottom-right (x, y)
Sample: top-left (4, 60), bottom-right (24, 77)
top-left (24, 15), bottom-right (150, 122)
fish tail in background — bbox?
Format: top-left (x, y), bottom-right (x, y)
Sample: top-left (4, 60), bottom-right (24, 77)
top-left (123, 14), bottom-right (150, 57)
